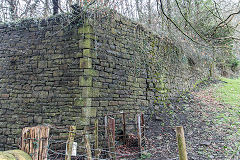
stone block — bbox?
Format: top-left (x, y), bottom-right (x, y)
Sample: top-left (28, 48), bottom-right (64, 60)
top-left (76, 117), bottom-right (90, 126)
top-left (80, 58), bottom-right (92, 69)
top-left (100, 101), bottom-right (108, 107)
top-left (27, 117), bottom-right (33, 123)
top-left (34, 116), bottom-right (42, 123)
top-left (84, 69), bottom-right (99, 77)
top-left (83, 49), bottom-right (91, 57)
top-left (128, 76), bottom-right (135, 82)
top-left (38, 91), bottom-right (48, 98)
top-left (92, 101), bottom-right (99, 107)
top-left (109, 101), bottom-right (119, 106)
top-left (75, 52), bottom-right (83, 58)
top-left (79, 39), bottom-right (93, 49)
top-left (93, 81), bottom-right (102, 88)
top-left (83, 49), bottom-right (97, 58)
top-left (82, 107), bottom-right (97, 117)
top-left (52, 54), bottom-right (64, 59)
top-left (85, 34), bottom-right (96, 40)
top-left (79, 76), bottom-right (92, 87)
top-left (74, 97), bottom-right (92, 107)
top-left (92, 88), bottom-right (100, 97)
top-left (82, 87), bottom-right (100, 98)
top-left (82, 87), bottom-right (92, 98)
top-left (38, 61), bottom-right (47, 68)
top-left (78, 26), bottom-right (93, 34)
top-left (53, 70), bottom-right (63, 77)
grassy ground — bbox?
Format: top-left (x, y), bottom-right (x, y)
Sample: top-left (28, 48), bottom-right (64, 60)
top-left (215, 77), bottom-right (240, 107)
top-left (213, 77), bottom-right (240, 159)
top-left (144, 77), bottom-right (240, 160)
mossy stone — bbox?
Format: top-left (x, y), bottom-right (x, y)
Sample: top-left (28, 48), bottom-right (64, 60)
top-left (79, 76), bottom-right (92, 87)
top-left (83, 69), bottom-right (99, 77)
top-left (80, 58), bottom-right (92, 69)
top-left (75, 98), bottom-right (92, 107)
top-left (79, 39), bottom-right (93, 49)
top-left (76, 117), bottom-right (90, 125)
top-left (78, 26), bottom-right (93, 34)
top-left (82, 107), bottom-right (97, 117)
top-left (0, 150), bottom-right (32, 160)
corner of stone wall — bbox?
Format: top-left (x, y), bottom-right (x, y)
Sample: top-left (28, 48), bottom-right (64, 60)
top-left (74, 22), bottom-right (99, 130)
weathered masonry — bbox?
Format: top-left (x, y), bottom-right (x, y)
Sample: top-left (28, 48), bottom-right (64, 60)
top-left (0, 13), bottom-right (212, 150)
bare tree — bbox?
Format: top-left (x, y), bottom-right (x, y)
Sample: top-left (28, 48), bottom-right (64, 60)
top-left (136, 0), bottom-right (143, 22)
top-left (44, 0), bottom-right (50, 17)
top-left (147, 0), bottom-right (151, 25)
top-left (167, 0), bottom-right (172, 34)
top-left (52, 0), bottom-right (58, 15)
top-left (7, 0), bottom-right (18, 20)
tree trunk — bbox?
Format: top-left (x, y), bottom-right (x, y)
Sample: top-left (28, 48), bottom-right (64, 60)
top-left (136, 0), bottom-right (143, 22)
top-left (44, 0), bottom-right (49, 18)
top-left (52, 0), bottom-right (58, 15)
top-left (194, 1), bottom-right (199, 22)
top-left (147, 0), bottom-right (151, 25)
top-left (167, 0), bottom-right (172, 34)
top-left (8, 0), bottom-right (17, 21)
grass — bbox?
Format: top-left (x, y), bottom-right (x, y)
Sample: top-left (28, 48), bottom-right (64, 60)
top-left (213, 77), bottom-right (240, 159)
top-left (215, 77), bottom-right (240, 106)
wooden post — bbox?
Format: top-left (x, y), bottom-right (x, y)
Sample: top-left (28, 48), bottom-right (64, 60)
top-left (176, 126), bottom-right (188, 160)
top-left (42, 127), bottom-right (50, 160)
top-left (84, 129), bottom-right (92, 160)
top-left (21, 126), bottom-right (50, 160)
top-left (65, 126), bottom-right (76, 160)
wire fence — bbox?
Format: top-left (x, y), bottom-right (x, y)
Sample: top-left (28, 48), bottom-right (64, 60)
top-left (19, 135), bottom-right (166, 160)
top-left (39, 135), bottom-right (158, 160)
top-left (18, 112), bottom-right (159, 160)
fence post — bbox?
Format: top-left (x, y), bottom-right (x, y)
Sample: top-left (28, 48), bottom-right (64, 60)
top-left (84, 129), bottom-right (92, 160)
top-left (137, 114), bottom-right (142, 156)
top-left (122, 112), bottom-right (126, 144)
top-left (94, 119), bottom-right (101, 158)
top-left (176, 126), bottom-right (188, 160)
top-left (107, 117), bottom-right (116, 160)
top-left (105, 115), bottom-right (108, 141)
top-left (109, 132), bottom-right (116, 160)
top-left (65, 126), bottom-right (76, 160)
top-left (21, 126), bottom-right (50, 160)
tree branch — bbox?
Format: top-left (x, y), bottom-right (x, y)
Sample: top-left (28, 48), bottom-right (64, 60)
top-left (157, 0), bottom-right (205, 46)
top-left (174, 0), bottom-right (208, 42)
top-left (211, 9), bottom-right (240, 37)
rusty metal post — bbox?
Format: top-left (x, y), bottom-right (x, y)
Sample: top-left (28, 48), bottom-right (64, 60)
top-left (122, 112), bottom-right (126, 144)
top-left (108, 117), bottom-right (116, 160)
top-left (94, 119), bottom-right (101, 159)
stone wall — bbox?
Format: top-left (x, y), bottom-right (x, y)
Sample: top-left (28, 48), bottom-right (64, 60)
top-left (0, 13), bottom-right (211, 150)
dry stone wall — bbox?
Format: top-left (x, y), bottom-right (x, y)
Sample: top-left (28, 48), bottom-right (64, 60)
top-left (0, 13), bottom-right (211, 150)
